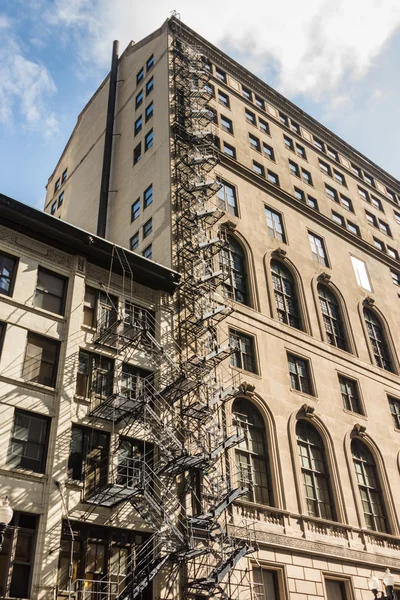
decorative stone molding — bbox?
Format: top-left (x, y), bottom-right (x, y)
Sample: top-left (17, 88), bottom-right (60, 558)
top-left (0, 225), bottom-right (72, 268)
top-left (223, 220), bottom-right (237, 231)
top-left (77, 256), bottom-right (86, 274)
top-left (86, 263), bottom-right (156, 303)
top-left (318, 272), bottom-right (331, 282)
top-left (300, 404), bottom-right (315, 418)
top-left (239, 381), bottom-right (256, 394)
top-left (273, 247), bottom-right (287, 258)
top-left (352, 423), bottom-right (366, 437)
top-left (364, 296), bottom-right (375, 306)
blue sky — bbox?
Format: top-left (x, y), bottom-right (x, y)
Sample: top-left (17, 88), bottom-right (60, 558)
top-left (1, 0), bottom-right (400, 209)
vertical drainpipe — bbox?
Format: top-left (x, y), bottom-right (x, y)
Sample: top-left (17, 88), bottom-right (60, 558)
top-left (97, 40), bottom-right (119, 238)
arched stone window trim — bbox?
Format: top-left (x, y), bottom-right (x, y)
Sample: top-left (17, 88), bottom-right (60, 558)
top-left (264, 249), bottom-right (311, 335)
top-left (227, 392), bottom-right (285, 510)
top-left (357, 299), bottom-right (398, 374)
top-left (311, 274), bottom-right (357, 356)
top-left (220, 227), bottom-right (259, 312)
top-left (288, 407), bottom-right (347, 523)
top-left (344, 428), bottom-right (399, 535)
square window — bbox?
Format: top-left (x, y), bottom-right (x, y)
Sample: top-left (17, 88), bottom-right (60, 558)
top-left (332, 211), bottom-right (345, 226)
top-left (358, 186), bottom-right (370, 202)
top-left (130, 232), bottom-right (139, 250)
top-left (291, 121), bottom-right (300, 134)
top-left (307, 195), bottom-right (318, 210)
top-left (204, 82), bottom-right (215, 97)
top-left (145, 101), bottom-right (153, 122)
top-left (296, 144), bottom-right (307, 159)
top-left (230, 329), bottom-right (257, 373)
top-left (58, 191), bottom-right (64, 207)
top-left (146, 77), bottom-right (154, 95)
top-left (136, 67), bottom-right (144, 84)
top-left (221, 114), bottom-right (233, 134)
top-left (294, 187), bottom-right (305, 202)
top-left (245, 108), bottom-right (256, 125)
top-left (218, 90), bottom-right (230, 107)
top-left (249, 133), bottom-right (261, 152)
top-left (0, 252), bottom-right (18, 297)
top-left (284, 135), bottom-right (294, 151)
top-left (223, 142), bottom-right (236, 158)
top-left (135, 90), bottom-right (143, 109)
top-left (289, 160), bottom-right (300, 177)
top-left (242, 85), bottom-right (252, 101)
top-left (8, 409), bottom-right (50, 473)
top-left (217, 179), bottom-right (238, 216)
top-left (287, 353), bottom-right (313, 395)
top-left (265, 206), bottom-right (286, 242)
top-left (319, 160), bottom-right (332, 176)
top-left (133, 143), bottom-right (142, 164)
top-left (365, 210), bottom-right (377, 227)
top-left (325, 184), bottom-right (338, 202)
top-left (255, 96), bottom-right (265, 110)
top-left (134, 115), bottom-right (142, 136)
top-left (308, 232), bottom-right (328, 266)
top-left (340, 194), bottom-right (353, 212)
top-left (389, 396), bottom-right (400, 429)
top-left (215, 67), bottom-right (227, 82)
top-left (388, 246), bottom-right (399, 260)
top-left (143, 218), bottom-right (152, 238)
top-left (267, 170), bottom-right (279, 186)
top-left (144, 129), bottom-right (153, 151)
top-left (34, 268), bottom-right (67, 315)
top-left (143, 184), bottom-right (153, 208)
top-left (259, 118), bottom-right (270, 135)
top-left (391, 270), bottom-right (400, 286)
top-left (373, 237), bottom-right (385, 252)
top-left (279, 112), bottom-right (289, 127)
top-left (146, 54), bottom-right (154, 70)
top-left (23, 332), bottom-right (60, 387)
top-left (131, 199), bottom-right (140, 221)
top-left (351, 164), bottom-right (363, 178)
top-left (301, 168), bottom-right (312, 186)
top-left (142, 244), bottom-right (152, 259)
top-left (327, 147), bottom-right (339, 161)
top-left (364, 173), bottom-right (375, 187)
top-left (51, 201), bottom-right (57, 215)
top-left (263, 143), bottom-right (275, 161)
top-left (62, 168), bottom-right (68, 182)
top-left (347, 221), bottom-right (360, 236)
top-left (314, 137), bottom-right (325, 151)
top-left (387, 189), bottom-right (397, 202)
top-left (253, 161), bottom-right (265, 177)
top-left (333, 170), bottom-right (346, 186)
top-left (379, 219), bottom-right (391, 236)
top-left (371, 196), bottom-right (383, 211)
top-left (339, 376), bottom-right (363, 414)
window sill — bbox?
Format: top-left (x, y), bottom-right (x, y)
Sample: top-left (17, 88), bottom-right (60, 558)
top-left (230, 365), bottom-right (262, 380)
top-left (29, 305), bottom-right (67, 322)
top-left (74, 394), bottom-right (91, 405)
top-left (343, 408), bottom-right (367, 419)
top-left (289, 388), bottom-right (318, 401)
top-left (0, 466), bottom-right (48, 482)
top-left (0, 294), bottom-right (66, 323)
top-left (0, 374), bottom-right (57, 395)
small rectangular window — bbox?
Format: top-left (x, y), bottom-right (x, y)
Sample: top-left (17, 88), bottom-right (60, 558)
top-left (215, 67), bottom-right (227, 82)
top-left (135, 90), bottom-right (143, 109)
top-left (146, 54), bottom-right (154, 70)
top-left (23, 332), bottom-right (60, 387)
top-left (223, 142), bottom-right (236, 159)
top-left (364, 173), bottom-right (375, 187)
top-left (54, 178), bottom-right (60, 192)
top-left (340, 194), bottom-right (353, 212)
top-left (217, 179), bottom-right (238, 217)
top-left (387, 246), bottom-right (399, 260)
top-left (51, 201), bottom-right (57, 215)
top-left (387, 189), bottom-right (397, 202)
top-left (394, 210), bottom-right (400, 225)
top-left (144, 129), bottom-right (153, 151)
top-left (263, 143), bottom-right (275, 161)
top-left (133, 143), bottom-right (142, 165)
top-left (58, 191), bottom-right (64, 207)
top-left (267, 170), bottom-right (279, 186)
top-left (371, 196), bottom-right (383, 211)
top-left (142, 244), bottom-right (152, 259)
top-left (34, 268), bottom-right (67, 315)
top-left (130, 232), bottom-right (139, 250)
top-left (131, 198), bottom-right (140, 221)
top-left (351, 256), bottom-right (372, 291)
top-left (145, 102), bottom-right (153, 122)
top-left (391, 270), bottom-right (400, 286)
top-left (373, 237), bottom-right (385, 252)
top-left (327, 147), bottom-right (339, 161)
top-left (143, 184), bottom-right (153, 208)
top-left (255, 95), bottom-right (265, 110)
top-left (365, 210), bottom-right (378, 227)
top-left (0, 252), bottom-right (18, 297)
top-left (379, 219), bottom-right (391, 236)
top-left (252, 568), bottom-right (280, 600)
top-left (287, 353), bottom-right (313, 395)
top-left (279, 111), bottom-right (289, 127)
top-left (143, 218), bottom-right (152, 238)
top-left (325, 579), bottom-right (348, 600)
top-left (332, 211), bottom-right (345, 226)
top-left (319, 159), bottom-right (332, 176)
top-left (333, 170), bottom-right (346, 186)
top-left (347, 221), bottom-right (360, 236)
top-left (8, 410), bottom-right (50, 473)
top-left (249, 133), bottom-right (261, 152)
top-left (242, 85), bottom-right (252, 101)
top-left (68, 425), bottom-right (110, 482)
top-left (253, 161), bottom-right (265, 177)
top-left (136, 67), bottom-right (144, 84)
top-left (308, 232), bottom-right (328, 266)
top-left (389, 396), bottom-right (400, 429)
top-left (62, 168), bottom-right (68, 182)
top-left (291, 121), bottom-right (300, 134)
top-left (83, 286), bottom-right (96, 327)
top-left (204, 82), bottom-right (215, 97)
top-left (284, 135), bottom-right (294, 151)
top-left (146, 77), bottom-right (154, 95)
top-left (358, 186), bottom-right (370, 202)
top-left (259, 118), bottom-right (270, 135)
top-left (221, 114), bottom-right (233, 134)
top-left (307, 195), bottom-right (318, 210)
top-left (314, 137), bottom-right (325, 151)
top-left (230, 329), bottom-right (257, 373)
top-left (325, 183), bottom-right (339, 202)
top-left (294, 187), bottom-right (305, 202)
top-left (265, 207), bottom-right (285, 242)
top-left (218, 90), bottom-right (230, 107)
top-left (352, 164), bottom-right (363, 178)
top-left (289, 159), bottom-right (300, 177)
top-left (296, 143), bottom-right (306, 159)
top-left (245, 108), bottom-right (256, 125)
top-left (134, 115), bottom-right (142, 136)
top-left (339, 376), bottom-right (363, 414)
top-left (301, 168), bottom-right (313, 186)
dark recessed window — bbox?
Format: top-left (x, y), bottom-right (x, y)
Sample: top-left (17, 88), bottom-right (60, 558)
top-left (135, 90), bottom-right (143, 109)
top-left (51, 201), bottom-right (57, 215)
top-left (144, 129), bottom-right (153, 151)
top-left (143, 184), bottom-right (153, 208)
top-left (143, 218), bottom-right (152, 238)
top-left (288, 354), bottom-right (313, 395)
top-left (373, 238), bottom-right (385, 252)
top-left (146, 54), bottom-right (154, 70)
top-left (221, 114), bottom-right (233, 134)
top-left (58, 191), bottom-right (64, 207)
top-left (130, 232), bottom-right (139, 250)
top-left (347, 221), bottom-right (360, 236)
top-left (371, 196), bottom-right (383, 211)
top-left (146, 77), bottom-right (154, 95)
top-left (332, 211), bottom-right (345, 226)
top-left (134, 115), bottom-right (142, 136)
top-left (325, 184), bottom-right (338, 203)
top-left (388, 396), bottom-right (400, 429)
top-left (351, 164), bottom-right (363, 178)
top-left (379, 220), bottom-right (391, 236)
top-left (387, 246), bottom-right (399, 260)
top-left (218, 90), bottom-right (230, 107)
top-left (365, 210), bottom-right (378, 227)
top-left (358, 186), bottom-right (370, 202)
top-left (327, 147), bottom-right (339, 161)
top-left (308, 232), bottom-right (328, 266)
top-left (8, 410), bottom-right (50, 473)
top-left (62, 168), bottom-right (68, 182)
top-left (318, 284), bottom-right (347, 349)
top-left (204, 82), bottom-right (215, 97)
top-left (68, 425), bottom-right (109, 484)
top-left (242, 85), bottom-right (252, 101)
top-left (54, 178), bottom-right (60, 192)
top-left (271, 260), bottom-right (301, 329)
top-left (133, 143), bottom-right (142, 164)
top-left (34, 268), bottom-right (67, 315)
top-left (294, 187), bottom-right (305, 202)
top-left (223, 142), bottom-right (236, 159)
top-left (255, 95), bottom-right (265, 110)
top-left (363, 308), bottom-right (392, 371)
top-left (265, 207), bottom-right (285, 242)
top-left (302, 168), bottom-right (313, 186)
top-left (333, 170), bottom-right (346, 186)
top-left (387, 190), bottom-right (397, 202)
top-left (291, 121), bottom-right (300, 134)
top-left (284, 135), bottom-right (294, 151)
top-left (259, 118), bottom-right (270, 135)
top-left (391, 270), bottom-right (400, 286)
top-left (23, 332), bottom-right (60, 387)
top-left (215, 67), bottom-right (227, 82)
top-left (230, 329), bottom-right (257, 373)
top-left (296, 143), bottom-right (307, 159)
top-left (136, 67), bottom-right (144, 84)
top-left (279, 112), bottom-right (289, 127)
top-left (263, 143), bottom-right (275, 161)
top-left (319, 159), bottom-right (332, 176)
top-left (142, 244), bottom-right (152, 259)
top-left (76, 350), bottom-right (114, 399)
top-left (145, 101), bottom-right (153, 122)
top-left (253, 161), bottom-right (265, 177)
top-left (249, 133), bottom-right (261, 152)
top-left (363, 173), bottom-right (375, 187)
top-left (289, 160), bottom-right (300, 177)
top-left (307, 195), bottom-right (318, 210)
top-left (245, 108), bottom-right (256, 125)
top-left (340, 194), bottom-right (353, 212)
top-left (217, 180), bottom-right (238, 216)
top-left (131, 198), bottom-right (140, 221)
top-left (339, 376), bottom-right (362, 414)
top-left (314, 137), bottom-right (325, 152)
top-left (267, 170), bottom-right (279, 186)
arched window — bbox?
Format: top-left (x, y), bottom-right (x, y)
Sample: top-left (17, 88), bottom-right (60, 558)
top-left (220, 237), bottom-right (249, 306)
top-left (318, 284), bottom-right (347, 350)
top-left (271, 260), bottom-right (301, 329)
top-left (351, 439), bottom-right (388, 532)
top-left (296, 421), bottom-right (335, 520)
top-left (363, 308), bottom-right (392, 371)
top-left (233, 398), bottom-right (273, 505)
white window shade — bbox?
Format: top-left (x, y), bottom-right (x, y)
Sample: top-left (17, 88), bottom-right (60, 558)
top-left (351, 256), bottom-right (372, 291)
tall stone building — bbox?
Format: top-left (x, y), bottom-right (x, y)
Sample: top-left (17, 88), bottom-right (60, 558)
top-left (6, 13), bottom-right (400, 600)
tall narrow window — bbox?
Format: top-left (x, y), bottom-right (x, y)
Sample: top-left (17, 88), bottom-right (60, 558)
top-left (8, 410), bottom-right (50, 473)
top-left (351, 439), bottom-right (388, 532)
top-left (308, 232), bottom-right (328, 266)
top-left (68, 426), bottom-right (109, 498)
top-left (230, 330), bottom-right (257, 373)
top-left (252, 569), bottom-right (279, 600)
top-left (388, 396), bottom-right (400, 429)
top-left (326, 579), bottom-right (348, 600)
top-left (34, 268), bottom-right (67, 315)
top-left (265, 207), bottom-right (285, 242)
top-left (217, 180), bottom-right (238, 216)
top-left (363, 308), bottom-right (392, 371)
top-left (75, 350), bottom-right (114, 400)
top-left (22, 333), bottom-right (60, 387)
top-left (0, 252), bottom-right (18, 297)
top-left (220, 237), bottom-right (249, 305)
top-left (339, 376), bottom-right (362, 414)
top-left (233, 398), bottom-right (272, 505)
top-left (296, 420), bottom-right (334, 519)
top-left (271, 260), bottom-right (301, 329)
top-left (318, 284), bottom-right (347, 350)
top-left (288, 354), bottom-right (313, 395)
top-left (0, 512), bottom-right (38, 599)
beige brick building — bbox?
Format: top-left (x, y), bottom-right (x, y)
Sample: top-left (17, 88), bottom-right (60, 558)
top-left (5, 13), bottom-right (400, 600)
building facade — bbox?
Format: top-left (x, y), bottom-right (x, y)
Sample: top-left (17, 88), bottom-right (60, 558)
top-left (17, 13), bottom-right (400, 600)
